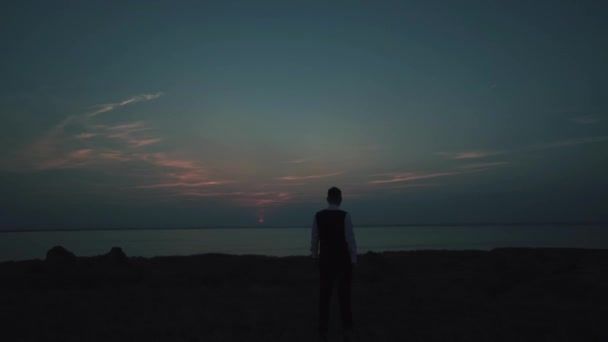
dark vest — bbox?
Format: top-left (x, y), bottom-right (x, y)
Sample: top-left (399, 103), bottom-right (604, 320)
top-left (316, 209), bottom-right (350, 267)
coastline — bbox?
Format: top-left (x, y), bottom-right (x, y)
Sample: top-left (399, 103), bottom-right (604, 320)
top-left (1, 247), bottom-right (607, 341)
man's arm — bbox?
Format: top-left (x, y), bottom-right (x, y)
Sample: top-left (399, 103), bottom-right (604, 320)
top-left (344, 213), bottom-right (357, 264)
top-left (311, 214), bottom-right (319, 258)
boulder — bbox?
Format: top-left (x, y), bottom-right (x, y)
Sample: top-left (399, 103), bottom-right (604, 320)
top-left (102, 247), bottom-right (128, 264)
top-left (45, 246), bottom-right (76, 264)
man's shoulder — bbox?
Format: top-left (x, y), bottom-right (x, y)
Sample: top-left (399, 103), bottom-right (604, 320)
top-left (316, 209), bottom-right (348, 216)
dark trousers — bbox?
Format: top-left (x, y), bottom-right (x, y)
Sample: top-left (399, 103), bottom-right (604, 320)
top-left (318, 263), bottom-right (353, 334)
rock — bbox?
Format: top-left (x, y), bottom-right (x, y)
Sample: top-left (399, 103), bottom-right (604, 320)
top-left (45, 246), bottom-right (76, 264)
top-left (103, 247), bottom-right (128, 264)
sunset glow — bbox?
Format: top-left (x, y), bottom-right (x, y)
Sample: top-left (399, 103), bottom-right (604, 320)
top-left (0, 1), bottom-right (606, 229)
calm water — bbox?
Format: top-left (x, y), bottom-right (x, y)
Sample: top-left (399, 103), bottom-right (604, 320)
top-left (1, 225), bottom-right (607, 262)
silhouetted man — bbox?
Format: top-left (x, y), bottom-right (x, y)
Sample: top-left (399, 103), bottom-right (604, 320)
top-left (311, 187), bottom-right (357, 341)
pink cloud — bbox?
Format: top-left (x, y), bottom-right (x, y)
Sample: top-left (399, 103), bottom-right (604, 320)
top-left (135, 180), bottom-right (232, 189)
top-left (75, 133), bottom-right (96, 139)
top-left (36, 149), bottom-right (95, 170)
top-left (102, 122), bottom-right (159, 147)
top-left (172, 191), bottom-right (245, 198)
top-left (277, 171), bottom-right (343, 181)
top-left (168, 190), bottom-right (296, 208)
top-left (129, 138), bottom-right (163, 147)
top-left (141, 153), bottom-right (198, 169)
top-left (167, 170), bottom-right (208, 182)
top-left (94, 122), bottom-right (164, 149)
top-left (369, 172), bottom-right (457, 184)
top-left (156, 159), bottom-right (196, 169)
top-left (69, 149), bottom-right (94, 158)
top-left (99, 151), bottom-right (130, 161)
top-left (235, 191), bottom-right (294, 207)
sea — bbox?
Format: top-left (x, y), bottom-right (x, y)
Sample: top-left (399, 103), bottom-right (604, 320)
top-left (1, 225), bottom-right (607, 262)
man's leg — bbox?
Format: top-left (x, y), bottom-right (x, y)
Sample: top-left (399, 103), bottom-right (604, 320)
top-left (318, 266), bottom-right (334, 335)
top-left (337, 264), bottom-right (353, 331)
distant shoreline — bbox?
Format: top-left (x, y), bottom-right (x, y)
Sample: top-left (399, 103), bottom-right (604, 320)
top-left (1, 221), bottom-right (607, 233)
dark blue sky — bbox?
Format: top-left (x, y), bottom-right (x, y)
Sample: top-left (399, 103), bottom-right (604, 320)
top-left (1, 0), bottom-right (607, 229)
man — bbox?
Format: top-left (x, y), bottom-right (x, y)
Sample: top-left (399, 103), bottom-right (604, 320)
top-left (311, 187), bottom-right (357, 341)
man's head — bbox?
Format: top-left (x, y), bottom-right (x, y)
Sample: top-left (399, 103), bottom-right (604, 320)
top-left (326, 186), bottom-right (342, 206)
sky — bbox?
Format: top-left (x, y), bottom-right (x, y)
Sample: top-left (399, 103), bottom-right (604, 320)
top-left (0, 0), bottom-right (607, 229)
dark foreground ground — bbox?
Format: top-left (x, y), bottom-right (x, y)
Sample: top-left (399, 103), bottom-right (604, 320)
top-left (1, 248), bottom-right (608, 342)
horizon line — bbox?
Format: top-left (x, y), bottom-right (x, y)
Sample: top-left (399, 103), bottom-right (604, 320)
top-left (0, 221), bottom-right (606, 233)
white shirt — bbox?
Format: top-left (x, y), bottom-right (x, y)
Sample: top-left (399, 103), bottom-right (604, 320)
top-left (310, 204), bottom-right (357, 264)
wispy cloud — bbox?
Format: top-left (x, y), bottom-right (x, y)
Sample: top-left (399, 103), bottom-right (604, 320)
top-left (105, 122), bottom-right (149, 131)
top-left (15, 92), bottom-right (340, 210)
top-left (457, 161), bottom-right (509, 170)
top-left (392, 183), bottom-right (439, 189)
top-left (277, 172), bottom-right (343, 181)
top-left (26, 93), bottom-right (164, 170)
top-left (368, 172), bottom-right (458, 184)
top-left (37, 149), bottom-right (96, 170)
top-left (129, 138), bottom-right (163, 147)
top-left (170, 191), bottom-right (245, 198)
top-left (130, 153), bottom-right (219, 191)
top-left (436, 134), bottom-right (608, 168)
top-left (167, 170), bottom-right (208, 182)
top-left (235, 191), bottom-right (294, 207)
top-left (87, 93), bottom-right (163, 118)
top-left (69, 149), bottom-right (94, 158)
top-left (141, 153), bottom-right (198, 169)
top-left (377, 183), bottom-right (440, 190)
top-left (98, 151), bottom-right (130, 161)
top-left (95, 121), bottom-right (163, 147)
top-left (368, 161), bottom-right (509, 186)
top-left (435, 151), bottom-right (502, 159)
top-left (135, 180), bottom-right (232, 189)
top-left (75, 133), bottom-right (96, 139)
top-left (172, 190), bottom-right (295, 208)
top-left (530, 136), bottom-right (608, 150)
